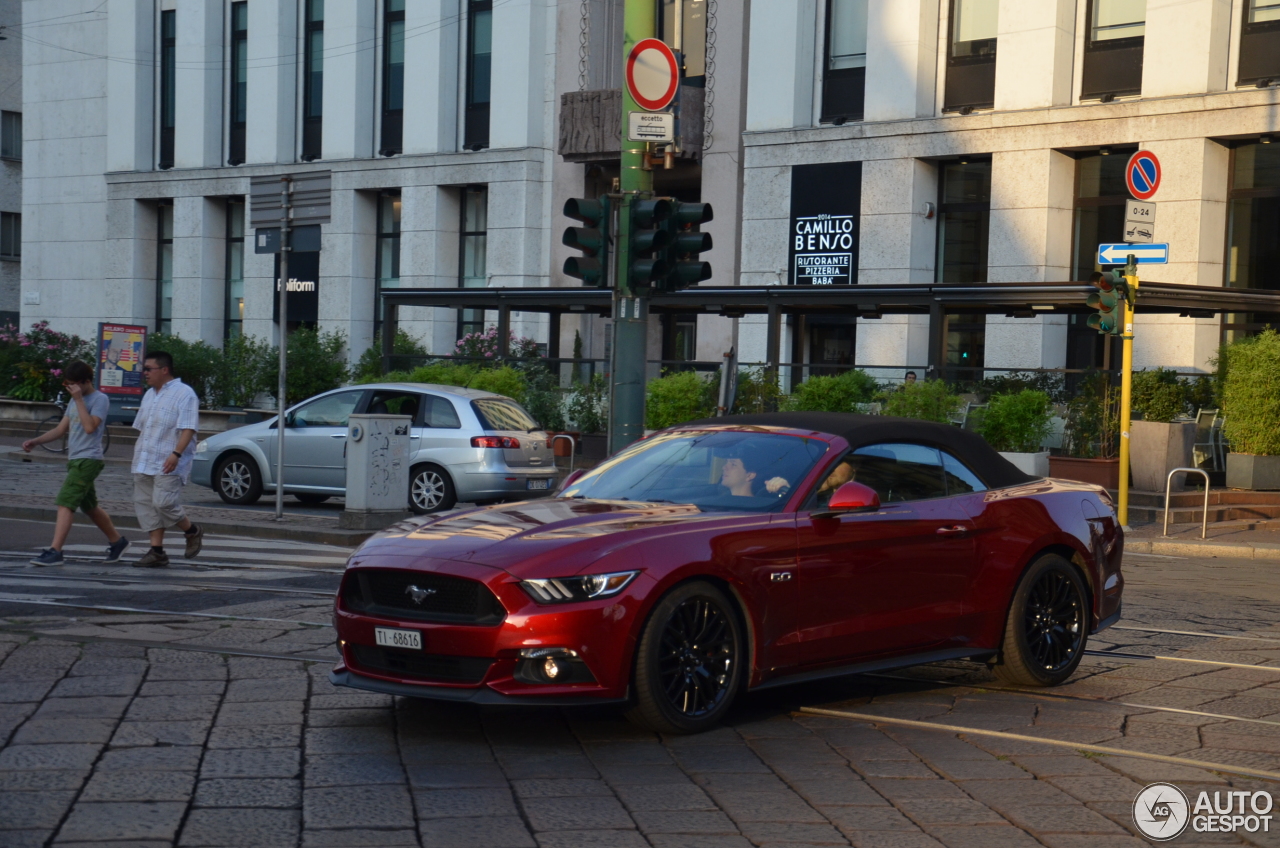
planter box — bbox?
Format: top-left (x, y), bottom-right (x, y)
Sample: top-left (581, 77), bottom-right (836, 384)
top-left (578, 434), bottom-right (609, 466)
top-left (0, 398), bottom-right (62, 422)
top-left (999, 450), bottom-right (1050, 477)
top-left (1131, 420), bottom-right (1194, 492)
top-left (545, 431), bottom-right (582, 458)
top-left (1049, 456), bottom-right (1120, 490)
top-left (1226, 453), bottom-right (1280, 491)
top-left (197, 409), bottom-right (246, 433)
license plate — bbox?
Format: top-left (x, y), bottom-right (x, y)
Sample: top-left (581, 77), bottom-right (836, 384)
top-left (527, 478), bottom-right (550, 490)
top-left (374, 627), bottom-right (421, 650)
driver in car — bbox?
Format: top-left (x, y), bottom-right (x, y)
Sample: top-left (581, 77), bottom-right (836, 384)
top-left (719, 444), bottom-right (792, 497)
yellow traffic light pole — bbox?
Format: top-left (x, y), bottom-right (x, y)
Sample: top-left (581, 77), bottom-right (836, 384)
top-left (1117, 261), bottom-right (1139, 528)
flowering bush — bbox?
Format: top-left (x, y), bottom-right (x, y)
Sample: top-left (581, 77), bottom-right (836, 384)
top-left (454, 327), bottom-right (541, 363)
top-left (0, 321), bottom-right (96, 402)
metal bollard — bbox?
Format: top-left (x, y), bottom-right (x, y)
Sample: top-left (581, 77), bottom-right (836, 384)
top-left (551, 434), bottom-right (577, 475)
top-left (1163, 467), bottom-right (1211, 539)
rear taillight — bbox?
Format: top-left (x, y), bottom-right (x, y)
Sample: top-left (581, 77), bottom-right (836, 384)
top-left (472, 436), bottom-right (521, 449)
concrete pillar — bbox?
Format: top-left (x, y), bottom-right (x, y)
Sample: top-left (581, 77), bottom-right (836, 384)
top-left (489, 0), bottom-right (549, 150)
top-left (1142, 0), bottom-right (1232, 98)
top-left (318, 189), bottom-right (377, 363)
top-left (487, 176), bottom-right (548, 290)
top-left (399, 184), bottom-right (462, 353)
top-left (105, 199), bottom-right (159, 326)
top-left (106, 0), bottom-right (155, 172)
top-left (739, 165), bottom-right (791, 287)
top-left (246, 0), bottom-right (297, 164)
top-left (323, 0), bottom-right (376, 161)
top-left (174, 0), bottom-right (223, 169)
top-left (403, 0), bottom-right (461, 155)
top-left (745, 0), bottom-right (817, 130)
top-left (170, 196), bottom-right (225, 346)
top-left (993, 0), bottom-right (1074, 111)
top-left (864, 0), bottom-right (940, 122)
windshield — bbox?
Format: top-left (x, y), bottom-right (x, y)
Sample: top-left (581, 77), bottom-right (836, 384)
top-left (472, 398), bottom-right (540, 431)
top-left (560, 430), bottom-right (831, 513)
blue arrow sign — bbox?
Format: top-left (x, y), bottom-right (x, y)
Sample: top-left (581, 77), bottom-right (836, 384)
top-left (1097, 243), bottom-right (1169, 265)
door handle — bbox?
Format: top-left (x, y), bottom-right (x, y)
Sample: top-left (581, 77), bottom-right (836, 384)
top-left (936, 525), bottom-right (968, 536)
top-left (330, 433), bottom-right (346, 439)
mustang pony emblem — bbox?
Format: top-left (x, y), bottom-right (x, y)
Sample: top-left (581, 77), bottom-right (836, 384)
top-left (404, 585), bottom-right (437, 604)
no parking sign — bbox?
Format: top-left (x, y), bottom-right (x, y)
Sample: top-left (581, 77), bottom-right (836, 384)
top-left (1126, 150), bottom-right (1162, 201)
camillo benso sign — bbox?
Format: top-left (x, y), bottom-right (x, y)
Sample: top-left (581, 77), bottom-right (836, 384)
top-left (793, 214), bottom-right (856, 285)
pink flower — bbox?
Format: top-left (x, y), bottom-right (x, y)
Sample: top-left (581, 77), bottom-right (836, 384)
top-left (20, 341), bottom-right (30, 346)
top-left (50, 369), bottom-right (61, 377)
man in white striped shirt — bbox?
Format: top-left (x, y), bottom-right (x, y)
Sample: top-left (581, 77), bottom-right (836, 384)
top-left (131, 350), bottom-right (204, 568)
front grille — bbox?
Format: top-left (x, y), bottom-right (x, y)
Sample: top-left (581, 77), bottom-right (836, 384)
top-left (341, 569), bottom-right (506, 625)
top-left (350, 645), bottom-right (493, 684)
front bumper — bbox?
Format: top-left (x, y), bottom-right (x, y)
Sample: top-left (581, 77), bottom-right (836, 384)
top-left (190, 455), bottom-right (214, 489)
top-left (329, 667), bottom-right (628, 706)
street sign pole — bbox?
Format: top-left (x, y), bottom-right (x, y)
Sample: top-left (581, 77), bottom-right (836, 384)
top-left (274, 177), bottom-right (292, 520)
top-left (610, 0), bottom-right (658, 454)
top-left (1117, 255), bottom-right (1139, 528)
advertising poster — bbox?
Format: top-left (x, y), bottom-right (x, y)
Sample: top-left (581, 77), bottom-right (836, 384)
top-left (96, 323), bottom-right (147, 397)
top-left (788, 162), bottom-right (862, 286)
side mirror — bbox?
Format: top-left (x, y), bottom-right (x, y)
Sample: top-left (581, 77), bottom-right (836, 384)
top-left (814, 481), bottom-right (881, 518)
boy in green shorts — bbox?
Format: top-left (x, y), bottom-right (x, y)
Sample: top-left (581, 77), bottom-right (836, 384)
top-left (22, 360), bottom-right (131, 565)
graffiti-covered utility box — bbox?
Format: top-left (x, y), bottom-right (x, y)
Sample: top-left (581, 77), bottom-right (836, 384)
top-left (340, 414), bottom-right (411, 530)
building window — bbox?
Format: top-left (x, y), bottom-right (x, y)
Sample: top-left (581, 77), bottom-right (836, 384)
top-left (937, 159), bottom-right (991, 371)
top-left (658, 0), bottom-right (708, 84)
top-left (157, 204), bottom-right (174, 334)
top-left (820, 0), bottom-right (866, 123)
top-left (1225, 140), bottom-right (1280, 344)
top-left (1071, 149), bottom-right (1134, 280)
top-left (228, 2), bottom-right (248, 165)
top-left (374, 192), bottom-right (401, 336)
top-left (662, 314), bottom-right (698, 368)
top-left (458, 186), bottom-right (488, 341)
top-left (303, 0), bottom-right (324, 160)
top-left (1081, 0), bottom-right (1145, 100)
top-left (0, 212), bottom-right (19, 260)
top-left (1239, 0), bottom-right (1280, 86)
top-left (380, 0), bottom-right (405, 155)
top-left (225, 201), bottom-right (245, 340)
top-left (464, 0), bottom-right (492, 150)
top-left (1, 112), bottom-right (20, 160)
top-left (159, 10), bottom-right (176, 169)
top-left (944, 0), bottom-right (997, 112)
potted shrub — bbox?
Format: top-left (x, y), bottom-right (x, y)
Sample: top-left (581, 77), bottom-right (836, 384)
top-left (1222, 329), bottom-right (1280, 489)
top-left (879, 378), bottom-right (962, 424)
top-left (1051, 373), bottom-right (1120, 489)
top-left (976, 389), bottom-right (1054, 477)
top-left (1129, 368), bottom-right (1193, 492)
top-left (646, 370), bottom-right (717, 430)
top-left (786, 369), bottom-right (880, 412)
top-left (566, 374), bottom-right (609, 464)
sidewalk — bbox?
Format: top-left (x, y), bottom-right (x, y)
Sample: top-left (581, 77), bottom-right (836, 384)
top-left (1124, 517), bottom-right (1280, 560)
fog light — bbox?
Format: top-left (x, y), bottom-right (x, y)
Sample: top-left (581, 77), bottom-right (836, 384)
top-left (543, 657), bottom-right (562, 679)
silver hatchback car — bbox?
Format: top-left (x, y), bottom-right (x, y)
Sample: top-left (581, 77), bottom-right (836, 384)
top-left (191, 383), bottom-right (559, 513)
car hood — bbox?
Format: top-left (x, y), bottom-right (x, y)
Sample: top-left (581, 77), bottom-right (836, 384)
top-left (352, 498), bottom-right (752, 579)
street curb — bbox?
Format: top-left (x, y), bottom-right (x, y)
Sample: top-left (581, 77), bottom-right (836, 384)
top-left (0, 504), bottom-right (373, 549)
top-left (1125, 538), bottom-right (1280, 560)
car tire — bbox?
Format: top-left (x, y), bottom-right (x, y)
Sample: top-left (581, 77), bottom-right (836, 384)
top-left (993, 554), bottom-right (1089, 687)
top-left (214, 453), bottom-right (263, 506)
top-left (409, 464), bottom-right (457, 514)
top-left (626, 581), bottom-right (744, 734)
top-left (295, 493), bottom-right (331, 505)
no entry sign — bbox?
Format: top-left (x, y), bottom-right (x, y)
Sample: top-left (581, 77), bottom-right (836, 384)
top-left (1125, 150), bottom-right (1162, 201)
top-left (625, 38), bottom-right (679, 112)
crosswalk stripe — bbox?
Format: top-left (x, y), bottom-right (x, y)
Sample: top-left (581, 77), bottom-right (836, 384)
top-left (59, 544), bottom-right (350, 565)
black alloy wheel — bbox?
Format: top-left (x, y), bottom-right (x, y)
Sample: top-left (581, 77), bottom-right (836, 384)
top-left (214, 453), bottom-right (263, 505)
top-left (627, 581), bottom-right (743, 733)
top-left (409, 464), bottom-right (457, 514)
top-left (994, 554), bottom-right (1088, 686)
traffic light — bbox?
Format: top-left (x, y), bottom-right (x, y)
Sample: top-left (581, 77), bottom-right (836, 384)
top-left (626, 198), bottom-right (672, 293)
top-left (1087, 270), bottom-right (1124, 335)
top-left (562, 197), bottom-right (611, 288)
top-left (659, 201), bottom-right (714, 292)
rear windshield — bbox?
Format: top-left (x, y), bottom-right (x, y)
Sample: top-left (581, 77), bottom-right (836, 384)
top-left (472, 398), bottom-right (540, 432)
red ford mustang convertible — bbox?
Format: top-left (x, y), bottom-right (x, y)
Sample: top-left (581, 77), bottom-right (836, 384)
top-left (332, 413), bottom-right (1123, 733)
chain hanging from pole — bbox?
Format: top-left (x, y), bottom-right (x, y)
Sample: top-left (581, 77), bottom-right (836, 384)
top-left (578, 0), bottom-right (591, 91)
top-left (703, 0), bottom-right (716, 151)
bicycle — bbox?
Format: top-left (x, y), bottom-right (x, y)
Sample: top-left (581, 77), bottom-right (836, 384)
top-left (37, 392), bottom-right (112, 455)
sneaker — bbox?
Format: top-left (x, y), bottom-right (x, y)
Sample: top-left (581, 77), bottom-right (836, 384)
top-left (30, 548), bottom-right (64, 566)
top-left (133, 547), bottom-right (170, 568)
top-left (104, 537), bottom-right (131, 564)
top-left (183, 524), bottom-right (204, 559)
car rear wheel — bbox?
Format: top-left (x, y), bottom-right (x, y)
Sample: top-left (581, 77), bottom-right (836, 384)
top-left (409, 464), bottom-right (457, 514)
top-left (214, 453), bottom-right (263, 506)
top-left (626, 581), bottom-right (743, 734)
top-left (994, 554), bottom-right (1088, 687)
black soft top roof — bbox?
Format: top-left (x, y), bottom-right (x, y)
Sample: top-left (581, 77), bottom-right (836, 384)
top-left (681, 412), bottom-right (1037, 490)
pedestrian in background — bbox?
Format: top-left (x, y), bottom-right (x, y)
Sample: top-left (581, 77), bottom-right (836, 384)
top-left (131, 351), bottom-right (203, 568)
top-left (23, 360), bottom-right (130, 565)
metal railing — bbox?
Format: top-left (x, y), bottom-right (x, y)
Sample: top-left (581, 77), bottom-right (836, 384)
top-left (1164, 467), bottom-right (1210, 539)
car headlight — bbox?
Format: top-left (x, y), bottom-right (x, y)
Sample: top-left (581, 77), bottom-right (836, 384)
top-left (195, 440), bottom-right (209, 454)
top-left (520, 571), bottom-right (638, 604)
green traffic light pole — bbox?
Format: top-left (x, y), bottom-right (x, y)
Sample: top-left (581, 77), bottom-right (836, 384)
top-left (609, 0), bottom-right (657, 454)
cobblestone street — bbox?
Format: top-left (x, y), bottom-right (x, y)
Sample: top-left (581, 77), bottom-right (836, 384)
top-left (0, 518), bottom-right (1278, 847)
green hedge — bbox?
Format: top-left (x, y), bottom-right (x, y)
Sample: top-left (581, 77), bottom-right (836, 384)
top-left (1222, 329), bottom-right (1280, 456)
